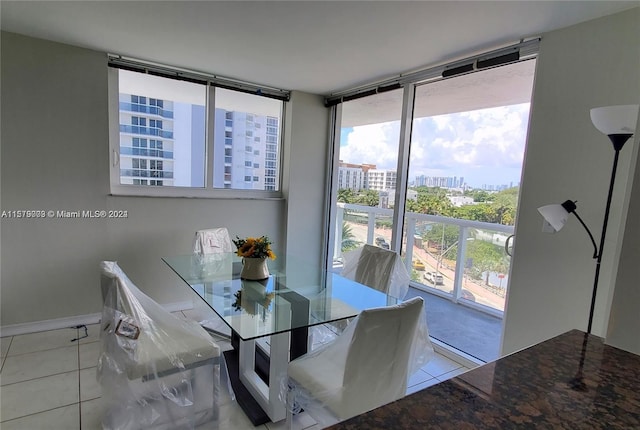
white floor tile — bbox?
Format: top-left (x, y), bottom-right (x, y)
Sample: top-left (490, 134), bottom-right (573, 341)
top-left (0, 371), bottom-right (79, 422)
top-left (422, 353), bottom-right (462, 378)
top-left (6, 328), bottom-right (79, 356)
top-left (1, 345), bottom-right (78, 385)
top-left (1, 336), bottom-right (12, 358)
top-left (79, 342), bottom-right (101, 369)
top-left (79, 398), bottom-right (104, 430)
top-left (0, 403), bottom-right (80, 430)
top-left (406, 377), bottom-right (440, 395)
top-left (217, 401), bottom-right (263, 430)
top-left (435, 366), bottom-right (468, 382)
top-left (77, 324), bottom-right (101, 345)
top-left (266, 411), bottom-right (318, 430)
top-left (407, 369), bottom-right (432, 388)
top-left (80, 367), bottom-right (101, 401)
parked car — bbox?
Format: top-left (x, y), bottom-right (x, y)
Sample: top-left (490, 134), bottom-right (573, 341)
top-left (413, 260), bottom-right (426, 271)
top-left (375, 237), bottom-right (390, 249)
top-left (461, 289), bottom-right (476, 302)
top-left (424, 271), bottom-right (444, 285)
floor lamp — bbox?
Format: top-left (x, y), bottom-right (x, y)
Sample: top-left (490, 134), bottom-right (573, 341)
top-left (537, 104), bottom-right (638, 391)
top-left (538, 104), bottom-right (638, 334)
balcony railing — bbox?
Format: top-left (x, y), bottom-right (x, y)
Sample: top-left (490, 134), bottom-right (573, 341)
top-left (120, 169), bottom-right (174, 179)
top-left (120, 147), bottom-right (173, 159)
top-left (334, 202), bottom-right (514, 318)
top-left (119, 102), bottom-right (174, 119)
top-left (119, 125), bottom-right (174, 139)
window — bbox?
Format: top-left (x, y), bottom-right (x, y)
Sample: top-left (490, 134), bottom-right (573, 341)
top-left (110, 67), bottom-right (285, 197)
top-left (326, 50), bottom-right (537, 362)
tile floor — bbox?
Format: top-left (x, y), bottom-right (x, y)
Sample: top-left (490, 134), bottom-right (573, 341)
top-left (0, 312), bottom-right (472, 429)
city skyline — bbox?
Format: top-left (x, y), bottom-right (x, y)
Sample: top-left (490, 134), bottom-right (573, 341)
top-left (339, 103), bottom-right (530, 189)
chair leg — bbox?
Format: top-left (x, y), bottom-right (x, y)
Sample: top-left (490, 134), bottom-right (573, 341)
top-left (286, 383), bottom-right (295, 430)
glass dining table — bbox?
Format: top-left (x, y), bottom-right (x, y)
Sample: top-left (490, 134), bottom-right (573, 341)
top-left (163, 252), bottom-right (396, 424)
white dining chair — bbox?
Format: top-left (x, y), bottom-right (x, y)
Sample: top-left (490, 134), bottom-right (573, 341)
top-left (341, 244), bottom-right (411, 299)
top-left (193, 227), bottom-right (234, 255)
top-left (314, 244), bottom-right (412, 343)
top-left (98, 261), bottom-right (221, 430)
top-left (189, 227), bottom-right (234, 338)
top-left (286, 296), bottom-right (434, 428)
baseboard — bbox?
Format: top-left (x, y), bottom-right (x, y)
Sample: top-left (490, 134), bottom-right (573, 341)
top-left (0, 300), bottom-right (194, 337)
top-left (431, 338), bottom-right (486, 369)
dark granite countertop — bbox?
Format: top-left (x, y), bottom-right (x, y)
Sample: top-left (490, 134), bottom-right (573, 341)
top-left (327, 330), bottom-right (640, 429)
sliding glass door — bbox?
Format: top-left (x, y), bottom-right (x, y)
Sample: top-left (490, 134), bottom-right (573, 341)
top-left (327, 57), bottom-right (536, 362)
top-left (330, 89), bottom-right (403, 264)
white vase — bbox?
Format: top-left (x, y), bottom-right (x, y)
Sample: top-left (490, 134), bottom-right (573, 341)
top-left (240, 257), bottom-right (270, 280)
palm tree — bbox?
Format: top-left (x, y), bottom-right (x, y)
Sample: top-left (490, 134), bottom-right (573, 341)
top-left (341, 222), bottom-right (359, 252)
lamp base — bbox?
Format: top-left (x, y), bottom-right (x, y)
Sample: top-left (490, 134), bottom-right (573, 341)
top-left (568, 373), bottom-right (587, 392)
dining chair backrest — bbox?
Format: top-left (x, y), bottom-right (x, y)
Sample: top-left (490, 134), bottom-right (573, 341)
top-left (193, 227), bottom-right (233, 255)
top-left (98, 261), bottom-right (220, 429)
top-left (340, 296), bottom-right (424, 411)
top-left (342, 244), bottom-right (411, 299)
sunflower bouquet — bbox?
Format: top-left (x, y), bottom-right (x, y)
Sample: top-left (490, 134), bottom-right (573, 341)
top-left (232, 236), bottom-right (276, 260)
top-left (232, 289), bottom-right (276, 317)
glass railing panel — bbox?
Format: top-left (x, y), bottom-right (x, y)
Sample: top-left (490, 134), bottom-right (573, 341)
top-left (407, 220), bottom-right (457, 298)
top-left (461, 228), bottom-right (510, 313)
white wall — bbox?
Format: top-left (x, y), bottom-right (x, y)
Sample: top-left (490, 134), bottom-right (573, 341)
top-left (503, 8), bottom-right (640, 354)
top-left (1, 32), bottom-right (328, 327)
top-left (606, 126), bottom-right (640, 355)
top-left (281, 91), bottom-right (329, 265)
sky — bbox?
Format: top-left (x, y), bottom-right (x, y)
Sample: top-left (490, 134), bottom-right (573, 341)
top-left (339, 103), bottom-right (531, 189)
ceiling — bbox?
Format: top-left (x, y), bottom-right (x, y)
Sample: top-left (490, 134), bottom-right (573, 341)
top-left (1, 1), bottom-right (636, 95)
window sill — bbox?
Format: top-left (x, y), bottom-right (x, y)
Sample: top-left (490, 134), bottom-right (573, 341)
top-left (109, 185), bottom-right (284, 200)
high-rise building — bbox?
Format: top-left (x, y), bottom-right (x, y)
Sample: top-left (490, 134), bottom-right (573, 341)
top-left (367, 169), bottom-right (397, 192)
top-left (119, 93), bottom-right (278, 190)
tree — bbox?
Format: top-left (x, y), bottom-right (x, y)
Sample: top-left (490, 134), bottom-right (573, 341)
top-left (353, 189), bottom-right (379, 207)
top-left (407, 186), bottom-right (454, 216)
top-left (341, 222), bottom-right (360, 252)
top-left (337, 188), bottom-right (355, 203)
top-left (422, 224), bottom-right (459, 251)
top-left (465, 239), bottom-right (507, 285)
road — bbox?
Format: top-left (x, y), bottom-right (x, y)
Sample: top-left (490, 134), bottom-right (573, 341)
top-left (344, 221), bottom-right (506, 310)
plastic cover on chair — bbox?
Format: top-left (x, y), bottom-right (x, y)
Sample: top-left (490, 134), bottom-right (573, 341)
top-left (190, 228), bottom-right (235, 337)
top-left (340, 244), bottom-right (411, 300)
top-left (283, 296), bottom-right (434, 428)
top-left (97, 261), bottom-right (221, 430)
top-left (193, 227), bottom-right (233, 256)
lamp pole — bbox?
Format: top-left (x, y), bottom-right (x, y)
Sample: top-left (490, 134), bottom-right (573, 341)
top-left (588, 135), bottom-right (630, 334)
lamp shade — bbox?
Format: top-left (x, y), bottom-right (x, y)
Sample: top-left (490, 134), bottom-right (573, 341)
top-left (590, 105), bottom-right (639, 136)
top-left (537, 204), bottom-right (569, 232)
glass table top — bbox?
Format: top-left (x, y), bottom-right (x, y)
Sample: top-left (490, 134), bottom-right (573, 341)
top-left (163, 253), bottom-right (394, 341)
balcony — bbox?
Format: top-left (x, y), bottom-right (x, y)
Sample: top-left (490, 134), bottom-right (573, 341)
top-left (120, 169), bottom-right (174, 179)
top-left (119, 125), bottom-right (174, 139)
top-left (333, 202), bottom-right (514, 362)
top-left (120, 146), bottom-right (173, 159)
top-left (119, 102), bottom-right (174, 119)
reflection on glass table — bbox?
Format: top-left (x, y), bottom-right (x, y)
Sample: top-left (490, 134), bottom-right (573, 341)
top-left (163, 253), bottom-right (398, 424)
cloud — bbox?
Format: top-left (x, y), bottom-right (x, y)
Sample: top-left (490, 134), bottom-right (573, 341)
top-left (340, 103), bottom-right (530, 187)
top-left (339, 121), bottom-right (400, 169)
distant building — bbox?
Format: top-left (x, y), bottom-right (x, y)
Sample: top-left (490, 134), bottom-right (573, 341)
top-left (449, 195), bottom-right (475, 207)
top-left (368, 169), bottom-right (397, 191)
top-left (415, 175), bottom-right (464, 189)
top-left (119, 93), bottom-right (278, 190)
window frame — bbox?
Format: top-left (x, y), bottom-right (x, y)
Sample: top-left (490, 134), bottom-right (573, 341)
top-left (108, 67), bottom-right (286, 199)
